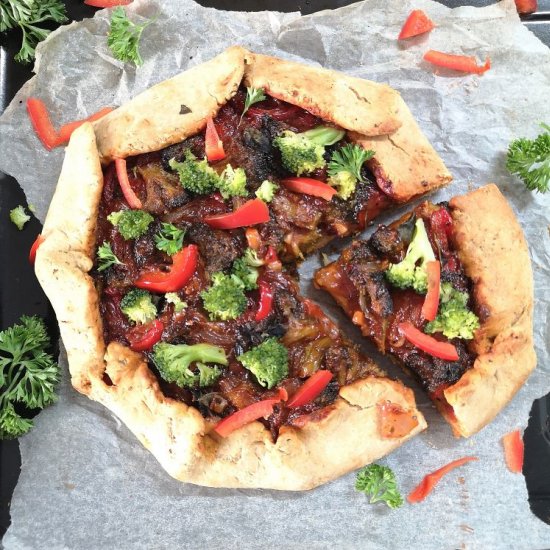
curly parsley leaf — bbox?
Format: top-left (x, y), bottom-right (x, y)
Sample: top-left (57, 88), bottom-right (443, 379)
top-left (154, 223), bottom-right (186, 256)
top-left (0, 316), bottom-right (59, 439)
top-left (239, 87), bottom-right (266, 124)
top-left (96, 241), bottom-right (124, 272)
top-left (506, 123), bottom-right (550, 193)
top-left (0, 0), bottom-right (68, 64)
top-left (355, 464), bottom-right (404, 509)
top-left (107, 7), bottom-right (154, 67)
top-left (328, 144), bottom-right (374, 182)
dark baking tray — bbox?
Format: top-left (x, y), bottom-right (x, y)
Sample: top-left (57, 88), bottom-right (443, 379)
top-left (1, 0), bottom-right (549, 538)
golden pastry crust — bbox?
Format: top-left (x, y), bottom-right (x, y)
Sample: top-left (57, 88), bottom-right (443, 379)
top-left (33, 47), bottom-right (454, 490)
top-left (440, 184), bottom-right (536, 437)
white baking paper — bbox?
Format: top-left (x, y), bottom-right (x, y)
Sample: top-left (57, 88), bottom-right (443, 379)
top-left (1, 0), bottom-right (549, 548)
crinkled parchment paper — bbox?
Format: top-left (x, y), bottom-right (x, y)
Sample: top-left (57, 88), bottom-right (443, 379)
top-left (1, 0), bottom-right (550, 548)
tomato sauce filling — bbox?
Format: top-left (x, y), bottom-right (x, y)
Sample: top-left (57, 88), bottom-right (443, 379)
top-left (93, 87), bottom-right (406, 437)
top-left (314, 201), bottom-right (478, 400)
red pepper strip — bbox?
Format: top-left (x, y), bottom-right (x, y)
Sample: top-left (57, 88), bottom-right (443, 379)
top-left (422, 261), bottom-right (441, 322)
top-left (255, 280), bottom-right (274, 321)
top-left (214, 397), bottom-right (280, 437)
top-left (514, 0), bottom-right (537, 14)
top-left (502, 430), bottom-right (524, 474)
top-left (398, 9), bottom-right (435, 40)
top-left (204, 117), bottom-right (225, 162)
top-left (287, 370), bottom-right (333, 408)
top-left (57, 107), bottom-right (113, 145)
top-left (399, 321), bottom-right (459, 361)
top-left (29, 234), bottom-right (45, 265)
top-left (407, 456), bottom-right (478, 503)
top-left (430, 207), bottom-right (453, 251)
top-left (135, 245), bottom-right (199, 293)
top-left (204, 199), bottom-right (270, 230)
top-left (281, 177), bottom-right (337, 201)
top-left (126, 319), bottom-right (164, 352)
top-left (115, 158), bottom-right (142, 209)
top-left (424, 50), bottom-right (491, 75)
top-left (27, 98), bottom-right (61, 150)
top-left (84, 0), bottom-right (132, 6)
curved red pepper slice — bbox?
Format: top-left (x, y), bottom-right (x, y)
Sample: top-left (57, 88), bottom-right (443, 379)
top-left (398, 321), bottom-right (458, 361)
top-left (214, 397), bottom-right (280, 437)
top-left (204, 117), bottom-right (225, 162)
top-left (424, 50), bottom-right (491, 75)
top-left (27, 98), bottom-right (60, 150)
top-left (421, 261), bottom-right (440, 322)
top-left (255, 280), bottom-right (273, 321)
top-left (29, 234), bottom-right (45, 265)
top-left (514, 0), bottom-right (537, 14)
top-left (502, 430), bottom-right (524, 473)
top-left (407, 456), bottom-right (478, 503)
top-left (287, 370), bottom-right (333, 408)
top-left (281, 177), bottom-right (337, 201)
top-left (126, 319), bottom-right (164, 352)
top-left (115, 158), bottom-right (142, 209)
top-left (204, 199), bottom-right (270, 230)
top-left (57, 107), bottom-right (113, 145)
top-left (398, 9), bottom-right (435, 40)
top-left (135, 245), bottom-right (199, 293)
top-left (84, 0), bottom-right (132, 6)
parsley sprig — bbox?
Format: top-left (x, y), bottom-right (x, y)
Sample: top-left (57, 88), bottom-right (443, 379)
top-left (355, 464), bottom-right (404, 509)
top-left (0, 0), bottom-right (68, 64)
top-left (0, 316), bottom-right (60, 439)
top-left (506, 123), bottom-right (550, 193)
top-left (154, 223), bottom-right (185, 256)
top-left (107, 7), bottom-right (154, 67)
top-left (239, 87), bottom-right (267, 125)
top-left (328, 144), bottom-right (374, 182)
top-left (96, 242), bottom-right (124, 272)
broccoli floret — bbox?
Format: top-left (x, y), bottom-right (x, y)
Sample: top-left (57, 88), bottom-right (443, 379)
top-left (120, 289), bottom-right (157, 324)
top-left (255, 180), bottom-right (278, 202)
top-left (238, 338), bottom-right (289, 389)
top-left (219, 165), bottom-right (248, 199)
top-left (169, 150), bottom-right (220, 194)
top-left (107, 209), bottom-right (154, 240)
top-left (9, 205), bottom-right (30, 230)
top-left (273, 125), bottom-right (342, 177)
top-left (327, 171), bottom-right (357, 200)
top-left (231, 248), bottom-right (263, 290)
top-left (385, 219), bottom-right (435, 293)
top-left (152, 342), bottom-right (227, 388)
top-left (425, 283), bottom-right (480, 340)
top-left (242, 247), bottom-right (264, 267)
top-left (164, 292), bottom-right (187, 313)
top-left (201, 272), bottom-right (247, 321)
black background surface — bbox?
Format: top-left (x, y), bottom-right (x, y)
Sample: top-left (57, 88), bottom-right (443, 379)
top-left (1, 0), bottom-right (549, 539)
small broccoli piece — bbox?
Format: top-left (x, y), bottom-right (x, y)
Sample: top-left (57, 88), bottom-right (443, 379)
top-left (232, 258), bottom-right (258, 291)
top-left (255, 180), bottom-right (278, 202)
top-left (243, 247), bottom-right (264, 267)
top-left (425, 282), bottom-right (480, 340)
top-left (201, 272), bottom-right (247, 321)
top-left (169, 150), bottom-right (221, 194)
top-left (274, 126), bottom-right (346, 176)
top-left (327, 171), bottom-right (357, 200)
top-left (9, 205), bottom-right (30, 230)
top-left (107, 209), bottom-right (154, 240)
top-left (165, 292), bottom-right (187, 313)
top-left (218, 164), bottom-right (248, 199)
top-left (152, 342), bottom-right (227, 388)
top-left (386, 219), bottom-right (435, 293)
top-left (238, 338), bottom-right (289, 389)
top-left (120, 289), bottom-right (157, 325)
